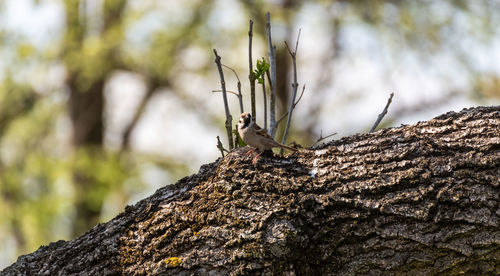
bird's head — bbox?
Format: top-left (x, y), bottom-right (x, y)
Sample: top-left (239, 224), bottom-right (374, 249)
top-left (238, 112), bottom-right (252, 130)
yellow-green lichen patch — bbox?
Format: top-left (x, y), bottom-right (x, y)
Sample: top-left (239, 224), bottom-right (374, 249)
top-left (164, 257), bottom-right (182, 267)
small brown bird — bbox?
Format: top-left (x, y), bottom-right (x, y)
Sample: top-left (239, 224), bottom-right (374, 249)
top-left (237, 112), bottom-right (296, 163)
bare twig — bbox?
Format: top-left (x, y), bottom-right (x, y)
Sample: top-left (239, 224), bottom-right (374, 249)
top-left (213, 49), bottom-right (234, 150)
top-left (312, 129), bottom-right (337, 146)
top-left (370, 92), bottom-right (394, 133)
top-left (120, 81), bottom-right (159, 153)
top-left (294, 28), bottom-right (301, 53)
top-left (233, 124), bottom-right (240, 148)
top-left (212, 90), bottom-right (239, 96)
top-left (266, 12), bottom-right (278, 138)
top-left (216, 136), bottom-right (229, 157)
top-left (281, 29), bottom-right (302, 149)
top-left (221, 64), bottom-right (243, 114)
top-left (261, 76), bottom-right (268, 130)
top-left (277, 84), bottom-right (305, 124)
top-left (237, 80), bottom-right (242, 114)
top-left (248, 19), bottom-right (256, 121)
top-left (265, 70), bottom-right (272, 91)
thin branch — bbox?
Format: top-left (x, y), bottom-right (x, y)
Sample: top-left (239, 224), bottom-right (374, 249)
top-left (294, 27), bottom-right (301, 53)
top-left (248, 19), bottom-right (256, 121)
top-left (212, 90), bottom-right (239, 96)
top-left (237, 80), bottom-right (243, 114)
top-left (261, 76), bottom-right (268, 130)
top-left (370, 92), bottom-right (395, 133)
top-left (266, 12), bottom-right (278, 137)
top-left (216, 136), bottom-right (229, 157)
top-left (265, 70), bottom-right (272, 91)
top-left (312, 129), bottom-right (337, 146)
top-left (277, 84), bottom-right (305, 124)
top-left (281, 29), bottom-right (302, 149)
top-left (120, 78), bottom-right (162, 153)
top-left (221, 64), bottom-right (243, 114)
top-left (213, 49), bottom-right (234, 150)
top-left (233, 124), bottom-right (240, 148)
top-left (121, 89), bottom-right (155, 151)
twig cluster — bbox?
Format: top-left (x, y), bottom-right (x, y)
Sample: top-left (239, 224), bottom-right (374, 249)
top-left (212, 14), bottom-right (397, 155)
top-left (212, 12), bottom-right (305, 155)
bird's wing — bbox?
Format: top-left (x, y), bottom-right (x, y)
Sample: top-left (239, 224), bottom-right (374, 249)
top-left (253, 123), bottom-right (274, 140)
top-left (252, 122), bottom-right (297, 151)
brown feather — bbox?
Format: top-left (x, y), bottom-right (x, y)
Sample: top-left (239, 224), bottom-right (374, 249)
top-left (253, 123), bottom-right (297, 152)
top-left (253, 123), bottom-right (274, 140)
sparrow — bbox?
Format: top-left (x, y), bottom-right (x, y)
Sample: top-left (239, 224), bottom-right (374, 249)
top-left (237, 112), bottom-right (297, 163)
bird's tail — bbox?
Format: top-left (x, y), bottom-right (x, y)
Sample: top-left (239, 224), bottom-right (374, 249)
top-left (277, 142), bottom-right (297, 152)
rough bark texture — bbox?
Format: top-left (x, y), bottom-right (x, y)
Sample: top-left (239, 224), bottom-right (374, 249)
top-left (3, 106), bottom-right (500, 275)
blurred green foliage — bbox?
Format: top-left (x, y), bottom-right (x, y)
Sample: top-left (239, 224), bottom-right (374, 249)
top-left (0, 0), bottom-right (197, 266)
top-left (0, 74), bottom-right (149, 257)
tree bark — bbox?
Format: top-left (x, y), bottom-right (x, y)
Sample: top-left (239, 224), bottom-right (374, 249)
top-left (3, 106), bottom-right (499, 275)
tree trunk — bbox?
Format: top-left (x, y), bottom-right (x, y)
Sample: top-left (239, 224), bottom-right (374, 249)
top-left (3, 106), bottom-right (499, 275)
top-left (63, 0), bottom-right (127, 237)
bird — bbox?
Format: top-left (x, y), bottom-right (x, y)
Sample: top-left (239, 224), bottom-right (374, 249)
top-left (237, 112), bottom-right (297, 163)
